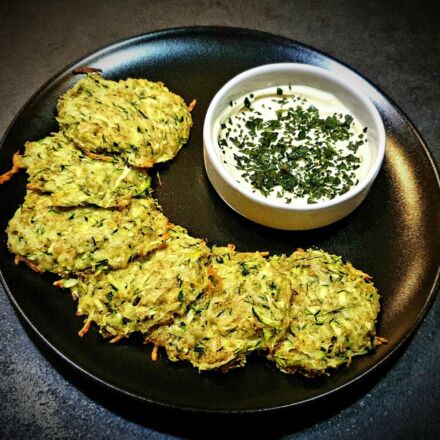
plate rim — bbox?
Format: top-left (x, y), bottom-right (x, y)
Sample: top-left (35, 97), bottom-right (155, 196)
top-left (1, 26), bottom-right (439, 414)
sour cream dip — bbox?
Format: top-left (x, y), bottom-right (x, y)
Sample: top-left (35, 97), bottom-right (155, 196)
top-left (214, 85), bottom-right (371, 205)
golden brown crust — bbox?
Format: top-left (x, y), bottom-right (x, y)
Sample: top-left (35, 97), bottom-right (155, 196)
top-left (84, 151), bottom-right (114, 162)
top-left (26, 183), bottom-right (42, 191)
top-left (138, 160), bottom-right (155, 169)
top-left (188, 99), bottom-right (197, 112)
top-left (109, 335), bottom-right (124, 344)
top-left (78, 319), bottom-right (92, 337)
top-left (207, 266), bottom-right (223, 292)
top-left (375, 336), bottom-right (388, 346)
top-left (0, 152), bottom-right (22, 184)
top-left (72, 66), bottom-right (103, 75)
top-left (14, 255), bottom-right (44, 273)
top-left (151, 344), bottom-right (159, 362)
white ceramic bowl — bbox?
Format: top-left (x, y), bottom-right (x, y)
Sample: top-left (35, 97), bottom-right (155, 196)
top-left (203, 63), bottom-right (386, 230)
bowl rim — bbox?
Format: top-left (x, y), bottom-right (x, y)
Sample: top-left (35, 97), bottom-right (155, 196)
top-left (203, 62), bottom-right (386, 212)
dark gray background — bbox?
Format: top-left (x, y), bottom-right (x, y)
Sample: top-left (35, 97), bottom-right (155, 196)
top-left (1, 1), bottom-right (439, 438)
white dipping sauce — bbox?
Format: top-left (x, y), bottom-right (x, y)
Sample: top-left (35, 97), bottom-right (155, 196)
top-left (214, 85), bottom-right (371, 206)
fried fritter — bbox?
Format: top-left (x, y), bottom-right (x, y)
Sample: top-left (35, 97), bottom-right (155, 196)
top-left (59, 226), bottom-right (210, 340)
top-left (148, 246), bottom-right (292, 371)
top-left (19, 132), bottom-right (151, 208)
top-left (57, 74), bottom-right (192, 168)
top-left (268, 249), bottom-right (381, 376)
top-left (7, 192), bottom-right (170, 275)
top-left (3, 68), bottom-right (383, 379)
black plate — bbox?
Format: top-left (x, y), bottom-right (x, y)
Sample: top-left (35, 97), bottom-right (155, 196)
top-left (0, 27), bottom-right (439, 413)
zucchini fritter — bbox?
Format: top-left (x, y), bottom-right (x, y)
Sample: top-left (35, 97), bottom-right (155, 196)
top-left (7, 192), bottom-right (169, 275)
top-left (2, 70), bottom-right (383, 378)
top-left (148, 246), bottom-right (292, 371)
top-left (60, 226), bottom-right (210, 339)
top-left (57, 74), bottom-right (192, 168)
top-left (20, 132), bottom-right (151, 208)
top-left (268, 249), bottom-right (380, 376)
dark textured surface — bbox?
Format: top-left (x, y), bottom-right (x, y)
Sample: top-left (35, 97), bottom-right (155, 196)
top-left (0, 1), bottom-right (439, 438)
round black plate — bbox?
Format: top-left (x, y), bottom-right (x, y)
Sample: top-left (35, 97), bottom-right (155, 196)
top-left (0, 27), bottom-right (439, 413)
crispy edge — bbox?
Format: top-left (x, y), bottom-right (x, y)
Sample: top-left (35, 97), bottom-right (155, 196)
top-left (151, 344), bottom-right (159, 361)
top-left (14, 255), bottom-right (44, 273)
top-left (0, 152), bottom-right (22, 184)
top-left (72, 66), bottom-right (103, 75)
top-left (375, 336), bottom-right (388, 346)
top-left (83, 149), bottom-right (155, 168)
top-left (78, 319), bottom-right (92, 337)
top-left (84, 151), bottom-right (114, 162)
top-left (188, 99), bottom-right (197, 112)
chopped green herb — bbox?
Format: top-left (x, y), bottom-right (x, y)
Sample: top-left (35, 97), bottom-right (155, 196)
top-left (218, 92), bottom-right (367, 202)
